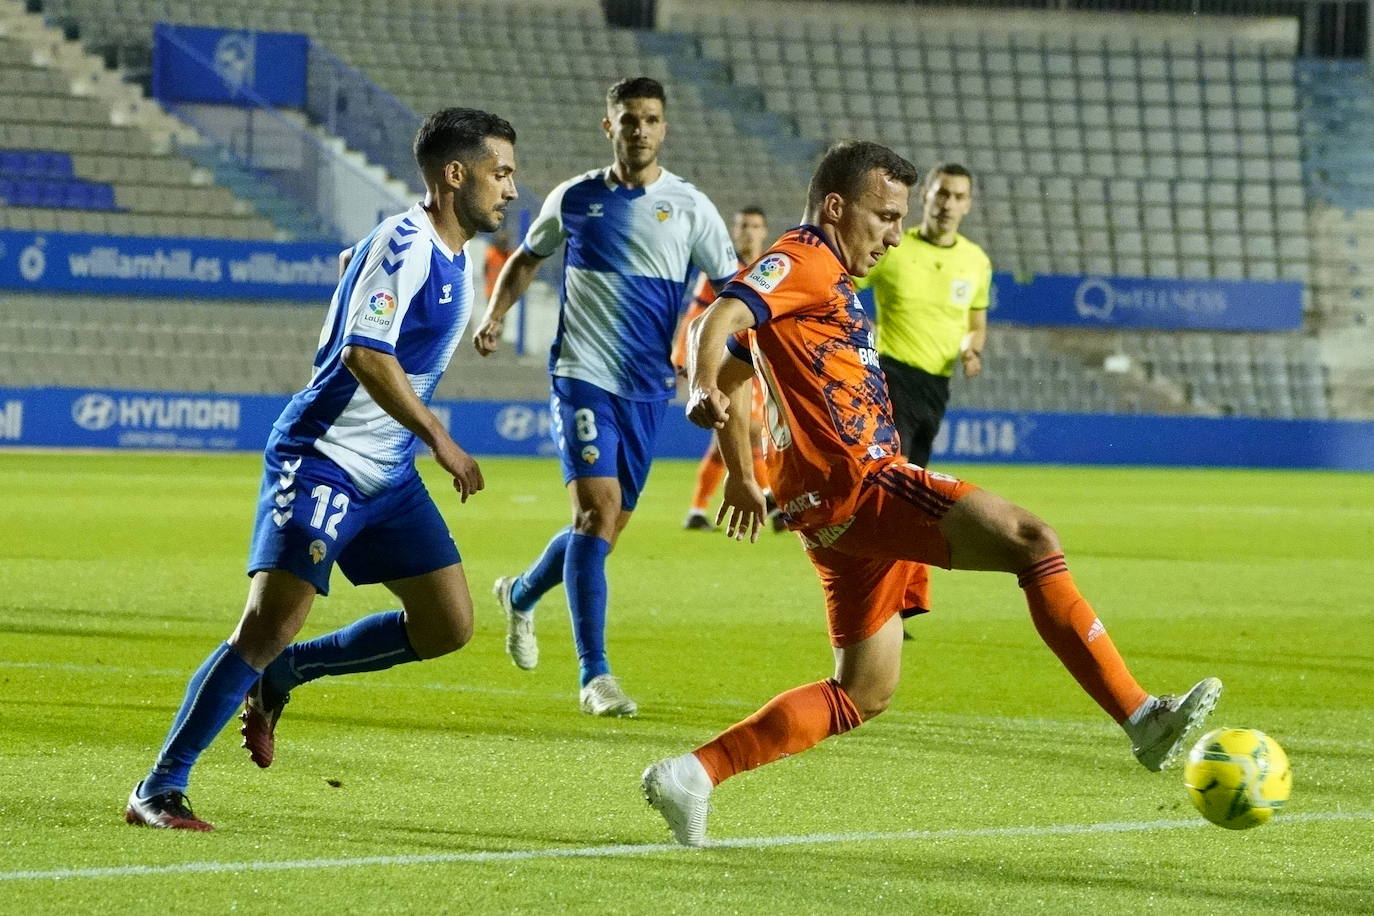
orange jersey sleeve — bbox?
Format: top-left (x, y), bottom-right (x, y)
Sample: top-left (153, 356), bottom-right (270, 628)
top-left (720, 227), bottom-right (901, 532)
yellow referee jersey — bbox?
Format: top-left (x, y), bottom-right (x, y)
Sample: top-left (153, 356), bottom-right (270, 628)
top-left (854, 229), bottom-right (992, 377)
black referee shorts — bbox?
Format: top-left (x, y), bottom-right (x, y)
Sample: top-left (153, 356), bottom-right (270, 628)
top-left (878, 354), bottom-right (951, 468)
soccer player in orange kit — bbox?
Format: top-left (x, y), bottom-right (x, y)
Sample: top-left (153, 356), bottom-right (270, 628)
top-left (641, 140), bottom-right (1222, 846)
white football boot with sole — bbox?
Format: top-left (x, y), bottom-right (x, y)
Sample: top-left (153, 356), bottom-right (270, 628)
top-left (642, 752), bottom-right (712, 846)
top-left (1126, 677), bottom-right (1223, 771)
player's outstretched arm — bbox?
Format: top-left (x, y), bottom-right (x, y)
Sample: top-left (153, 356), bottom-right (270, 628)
top-left (685, 296), bottom-right (755, 429)
top-left (713, 353), bottom-right (767, 542)
top-left (473, 247), bottom-right (543, 356)
top-left (686, 296), bottom-right (766, 540)
top-left (340, 345), bottom-right (485, 502)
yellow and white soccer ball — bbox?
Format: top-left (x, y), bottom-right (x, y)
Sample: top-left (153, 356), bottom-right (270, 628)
top-left (1183, 728), bottom-right (1292, 830)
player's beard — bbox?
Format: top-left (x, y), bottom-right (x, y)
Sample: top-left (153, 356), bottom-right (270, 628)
top-left (460, 183), bottom-right (504, 234)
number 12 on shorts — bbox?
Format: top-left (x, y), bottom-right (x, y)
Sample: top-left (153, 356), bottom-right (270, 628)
top-left (309, 484), bottom-right (350, 539)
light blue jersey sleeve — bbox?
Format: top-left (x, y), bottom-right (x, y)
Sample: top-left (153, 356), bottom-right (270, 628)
top-left (688, 189), bottom-right (739, 288)
top-left (523, 178), bottom-right (573, 258)
top-left (340, 225), bottom-right (434, 355)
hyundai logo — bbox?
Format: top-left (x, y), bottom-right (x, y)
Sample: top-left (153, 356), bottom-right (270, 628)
top-left (71, 393), bottom-right (117, 431)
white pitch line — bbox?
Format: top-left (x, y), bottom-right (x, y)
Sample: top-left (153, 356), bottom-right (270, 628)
top-left (3, 811), bottom-right (1368, 883)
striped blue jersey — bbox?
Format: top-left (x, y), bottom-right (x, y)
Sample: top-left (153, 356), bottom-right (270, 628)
top-left (271, 204), bottom-right (473, 494)
top-left (525, 167), bottom-right (736, 401)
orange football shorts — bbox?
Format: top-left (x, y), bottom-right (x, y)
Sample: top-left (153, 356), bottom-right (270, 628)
top-left (803, 461), bottom-right (976, 647)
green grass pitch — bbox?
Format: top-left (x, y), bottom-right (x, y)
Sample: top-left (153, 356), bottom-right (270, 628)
top-left (1, 452), bottom-right (1371, 914)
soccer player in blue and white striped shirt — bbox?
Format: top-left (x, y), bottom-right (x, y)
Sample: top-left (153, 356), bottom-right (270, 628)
top-left (125, 108), bottom-right (518, 831)
top-left (473, 78), bottom-right (737, 717)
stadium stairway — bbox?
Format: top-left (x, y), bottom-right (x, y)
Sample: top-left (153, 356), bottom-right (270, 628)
top-left (0, 0), bottom-right (283, 238)
top-left (1295, 58), bottom-right (1374, 417)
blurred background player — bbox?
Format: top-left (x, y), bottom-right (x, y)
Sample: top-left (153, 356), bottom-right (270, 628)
top-left (853, 163), bottom-right (990, 469)
top-left (672, 205), bottom-right (781, 533)
top-left (483, 228), bottom-right (514, 302)
top-left (642, 140), bottom-right (1221, 846)
top-left (124, 108), bottom-right (517, 831)
top-left (472, 77), bottom-right (737, 717)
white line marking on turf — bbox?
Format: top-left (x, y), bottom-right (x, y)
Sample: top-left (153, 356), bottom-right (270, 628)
top-left (3, 811), bottom-right (1368, 883)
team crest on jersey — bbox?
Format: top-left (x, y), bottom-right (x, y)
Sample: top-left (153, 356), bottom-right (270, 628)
top-left (654, 201), bottom-right (673, 222)
top-left (581, 445), bottom-right (600, 464)
top-left (309, 539), bottom-right (327, 564)
top-left (742, 253), bottom-right (792, 294)
top-left (360, 290), bottom-right (397, 331)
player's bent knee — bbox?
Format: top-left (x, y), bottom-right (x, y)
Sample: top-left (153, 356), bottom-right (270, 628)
top-left (1016, 516), bottom-right (1061, 563)
top-left (411, 612), bottom-right (472, 659)
top-left (840, 683), bottom-right (894, 721)
top-left (572, 505), bottom-right (618, 539)
top-left (853, 691), bottom-right (892, 721)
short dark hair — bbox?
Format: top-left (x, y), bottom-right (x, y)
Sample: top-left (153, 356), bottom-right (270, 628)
top-left (413, 107), bottom-right (516, 175)
top-left (606, 76), bottom-right (667, 109)
top-left (806, 140), bottom-right (920, 210)
top-left (925, 162), bottom-right (975, 191)
top-left (737, 205), bottom-right (767, 219)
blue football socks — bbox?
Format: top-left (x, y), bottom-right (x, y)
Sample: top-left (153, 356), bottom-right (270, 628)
top-left (142, 642), bottom-right (260, 797)
top-left (263, 609), bottom-right (420, 697)
top-left (565, 532), bottom-right (611, 686)
top-left (510, 525), bottom-right (572, 612)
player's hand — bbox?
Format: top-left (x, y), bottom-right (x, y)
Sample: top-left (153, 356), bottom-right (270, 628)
top-left (961, 350), bottom-right (982, 379)
top-left (436, 441), bottom-right (485, 503)
top-left (472, 316), bottom-right (503, 356)
top-left (716, 474), bottom-right (767, 543)
top-left (686, 385), bottom-right (731, 429)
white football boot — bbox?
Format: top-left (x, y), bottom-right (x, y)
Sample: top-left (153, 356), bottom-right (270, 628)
top-left (493, 576), bottom-right (538, 670)
top-left (642, 752), bottom-right (712, 846)
top-left (1125, 677), bottom-right (1224, 771)
top-left (579, 674), bottom-right (638, 717)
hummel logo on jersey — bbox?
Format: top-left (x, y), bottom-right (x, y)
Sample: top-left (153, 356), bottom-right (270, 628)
top-left (439, 283), bottom-right (453, 304)
top-left (588, 203), bottom-right (604, 217)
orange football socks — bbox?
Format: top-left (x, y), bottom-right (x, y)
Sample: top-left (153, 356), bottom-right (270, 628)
top-left (693, 678), bottom-right (863, 786)
top-left (1018, 553), bottom-right (1148, 723)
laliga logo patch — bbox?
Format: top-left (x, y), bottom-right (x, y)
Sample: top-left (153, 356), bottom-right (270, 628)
top-left (654, 201), bottom-right (673, 222)
top-left (360, 290), bottom-right (397, 330)
top-left (309, 539), bottom-right (328, 564)
top-left (366, 290), bottom-right (396, 317)
top-left (742, 253), bottom-right (791, 293)
top-left (581, 445), bottom-right (600, 465)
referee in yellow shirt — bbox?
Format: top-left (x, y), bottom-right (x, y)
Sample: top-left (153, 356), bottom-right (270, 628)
top-left (854, 163), bottom-right (991, 467)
